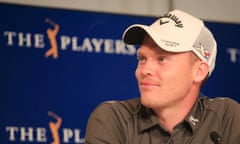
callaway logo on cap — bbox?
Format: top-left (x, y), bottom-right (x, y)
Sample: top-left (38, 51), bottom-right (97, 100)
top-left (122, 9), bottom-right (217, 76)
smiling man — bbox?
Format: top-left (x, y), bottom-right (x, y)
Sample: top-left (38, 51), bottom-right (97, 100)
top-left (85, 9), bottom-right (240, 144)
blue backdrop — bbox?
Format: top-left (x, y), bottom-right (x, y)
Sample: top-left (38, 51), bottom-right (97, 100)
top-left (1, 3), bottom-right (240, 144)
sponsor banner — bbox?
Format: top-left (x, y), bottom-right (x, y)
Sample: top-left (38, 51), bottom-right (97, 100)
top-left (1, 3), bottom-right (240, 143)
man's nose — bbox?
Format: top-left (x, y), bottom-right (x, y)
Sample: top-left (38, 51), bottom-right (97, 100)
top-left (141, 61), bottom-right (156, 76)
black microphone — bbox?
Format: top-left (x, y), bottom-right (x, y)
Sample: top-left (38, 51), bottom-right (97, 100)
top-left (210, 131), bottom-right (222, 144)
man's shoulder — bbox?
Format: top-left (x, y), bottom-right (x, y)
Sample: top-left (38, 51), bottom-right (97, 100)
top-left (202, 96), bottom-right (239, 105)
top-left (90, 98), bottom-right (141, 119)
top-left (201, 96), bottom-right (240, 114)
top-left (100, 98), bottom-right (141, 113)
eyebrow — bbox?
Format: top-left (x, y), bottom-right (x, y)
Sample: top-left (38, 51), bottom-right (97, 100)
top-left (136, 49), bottom-right (143, 56)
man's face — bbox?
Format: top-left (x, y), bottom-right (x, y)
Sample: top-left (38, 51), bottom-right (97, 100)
top-left (135, 36), bottom-right (199, 110)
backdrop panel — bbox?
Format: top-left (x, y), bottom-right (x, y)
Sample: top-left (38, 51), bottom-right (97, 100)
top-left (1, 3), bottom-right (240, 144)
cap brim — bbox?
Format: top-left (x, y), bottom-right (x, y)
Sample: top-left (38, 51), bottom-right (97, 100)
top-left (122, 24), bottom-right (149, 45)
top-left (122, 24), bottom-right (192, 53)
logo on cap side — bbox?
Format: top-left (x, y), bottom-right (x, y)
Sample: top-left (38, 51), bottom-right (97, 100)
top-left (193, 43), bottom-right (210, 60)
top-left (159, 12), bottom-right (184, 28)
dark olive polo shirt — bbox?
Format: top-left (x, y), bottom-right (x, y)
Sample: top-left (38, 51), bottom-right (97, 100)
top-left (85, 96), bottom-right (240, 144)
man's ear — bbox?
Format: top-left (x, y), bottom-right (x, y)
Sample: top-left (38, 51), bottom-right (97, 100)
top-left (194, 61), bottom-right (209, 83)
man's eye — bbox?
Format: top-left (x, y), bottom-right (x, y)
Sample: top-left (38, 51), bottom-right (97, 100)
top-left (158, 57), bottom-right (165, 62)
top-left (137, 56), bottom-right (146, 62)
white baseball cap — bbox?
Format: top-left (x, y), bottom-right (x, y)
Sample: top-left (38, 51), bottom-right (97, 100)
top-left (122, 9), bottom-right (217, 76)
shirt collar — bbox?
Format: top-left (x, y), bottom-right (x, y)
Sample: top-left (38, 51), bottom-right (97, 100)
top-left (137, 105), bottom-right (159, 133)
top-left (184, 97), bottom-right (203, 132)
top-left (137, 95), bottom-right (204, 133)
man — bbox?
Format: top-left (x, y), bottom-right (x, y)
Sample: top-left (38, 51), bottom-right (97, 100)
top-left (85, 9), bottom-right (240, 144)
